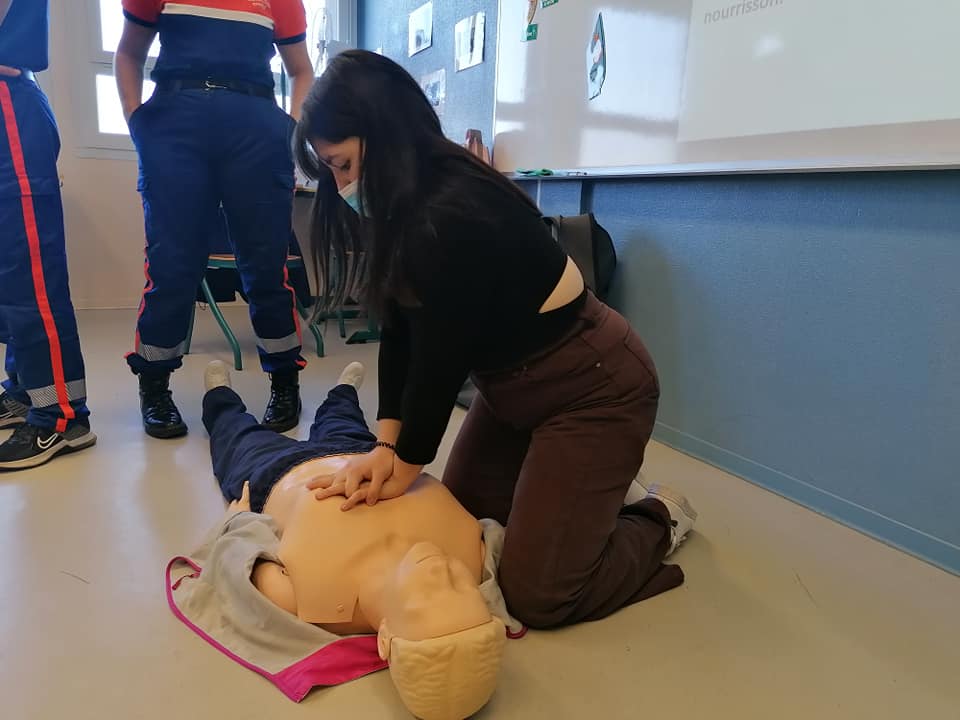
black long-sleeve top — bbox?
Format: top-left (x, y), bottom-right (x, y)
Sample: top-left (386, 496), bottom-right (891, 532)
top-left (376, 176), bottom-right (585, 465)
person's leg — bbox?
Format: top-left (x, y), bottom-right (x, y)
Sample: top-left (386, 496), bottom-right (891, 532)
top-left (1, 340), bottom-right (26, 399)
top-left (482, 297), bottom-right (683, 628)
top-left (300, 362), bottom-right (376, 454)
top-left (126, 90), bottom-right (219, 437)
top-left (442, 389), bottom-right (531, 527)
top-left (0, 341), bottom-right (29, 428)
top-left (308, 386), bottom-right (376, 447)
top-left (0, 314), bottom-right (26, 401)
top-left (202, 385), bottom-right (305, 510)
top-left (215, 92), bottom-right (304, 431)
top-left (0, 78), bottom-right (93, 468)
top-left (498, 408), bottom-right (679, 628)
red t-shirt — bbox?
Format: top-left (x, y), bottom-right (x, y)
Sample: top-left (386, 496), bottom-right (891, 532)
top-left (122, 0), bottom-right (307, 87)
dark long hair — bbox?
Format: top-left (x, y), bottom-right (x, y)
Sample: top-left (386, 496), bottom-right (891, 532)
top-left (294, 49), bottom-right (540, 315)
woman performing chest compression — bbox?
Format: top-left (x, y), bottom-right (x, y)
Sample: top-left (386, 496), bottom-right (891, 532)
top-left (292, 50), bottom-right (698, 629)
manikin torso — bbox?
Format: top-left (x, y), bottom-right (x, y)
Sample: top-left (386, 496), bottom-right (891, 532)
top-left (261, 456), bottom-right (485, 635)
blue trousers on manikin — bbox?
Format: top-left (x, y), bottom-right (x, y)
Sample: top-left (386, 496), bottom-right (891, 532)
top-left (0, 75), bottom-right (89, 431)
top-left (126, 87), bottom-right (305, 375)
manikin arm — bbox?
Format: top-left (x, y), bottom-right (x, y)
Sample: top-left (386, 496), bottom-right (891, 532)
top-left (227, 481), bottom-right (252, 515)
top-left (252, 560), bottom-right (298, 615)
top-left (224, 482), bottom-right (297, 614)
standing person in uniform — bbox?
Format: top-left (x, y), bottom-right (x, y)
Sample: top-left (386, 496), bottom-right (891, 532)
top-left (0, 0), bottom-right (96, 470)
top-left (115, 0), bottom-right (314, 438)
top-left (294, 51), bottom-right (695, 629)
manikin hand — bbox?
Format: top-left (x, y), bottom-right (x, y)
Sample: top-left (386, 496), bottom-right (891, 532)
top-left (227, 481), bottom-right (252, 514)
top-left (306, 447), bottom-right (422, 510)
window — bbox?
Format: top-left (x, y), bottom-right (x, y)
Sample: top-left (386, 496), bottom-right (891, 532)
top-left (79, 0), bottom-right (355, 154)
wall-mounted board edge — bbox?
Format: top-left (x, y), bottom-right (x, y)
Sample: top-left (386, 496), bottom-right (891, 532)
top-left (503, 158), bottom-right (960, 181)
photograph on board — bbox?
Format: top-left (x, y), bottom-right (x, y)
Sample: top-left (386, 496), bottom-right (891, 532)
top-left (455, 12), bottom-right (486, 72)
top-left (420, 68), bottom-right (446, 119)
top-left (586, 12), bottom-right (607, 100)
top-left (408, 2), bottom-right (433, 56)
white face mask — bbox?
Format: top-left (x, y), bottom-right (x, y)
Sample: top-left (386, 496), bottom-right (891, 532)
top-left (339, 179), bottom-right (363, 215)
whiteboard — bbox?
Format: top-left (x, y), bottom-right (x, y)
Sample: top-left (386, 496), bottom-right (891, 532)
top-left (493, 0), bottom-right (960, 175)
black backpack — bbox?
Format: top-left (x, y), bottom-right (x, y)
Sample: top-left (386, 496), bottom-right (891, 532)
top-left (456, 212), bottom-right (618, 409)
top-left (542, 213), bottom-right (617, 301)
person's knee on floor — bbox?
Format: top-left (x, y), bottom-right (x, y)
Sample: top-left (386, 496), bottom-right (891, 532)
top-left (495, 559), bottom-right (598, 629)
top-left (498, 489), bottom-right (698, 629)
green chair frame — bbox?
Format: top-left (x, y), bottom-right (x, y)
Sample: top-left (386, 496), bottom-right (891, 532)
top-left (184, 254), bottom-right (325, 370)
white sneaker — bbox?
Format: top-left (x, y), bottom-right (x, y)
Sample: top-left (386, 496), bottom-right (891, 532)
top-left (337, 361), bottom-right (365, 389)
top-left (645, 484), bottom-right (697, 557)
top-left (623, 471), bottom-right (650, 506)
top-left (204, 360), bottom-right (232, 392)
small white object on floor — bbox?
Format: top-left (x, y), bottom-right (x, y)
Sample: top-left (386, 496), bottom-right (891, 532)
top-left (645, 484), bottom-right (697, 557)
top-left (204, 360), bottom-right (233, 391)
top-left (337, 361), bottom-right (365, 389)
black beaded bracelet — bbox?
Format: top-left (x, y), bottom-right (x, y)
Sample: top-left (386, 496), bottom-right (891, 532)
top-left (375, 441), bottom-right (397, 452)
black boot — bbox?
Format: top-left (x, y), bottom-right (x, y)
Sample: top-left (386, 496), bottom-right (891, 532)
top-left (138, 371), bottom-right (187, 439)
top-left (261, 370), bottom-right (301, 432)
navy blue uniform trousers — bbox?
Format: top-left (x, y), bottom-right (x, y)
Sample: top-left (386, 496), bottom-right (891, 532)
top-left (127, 88), bottom-right (304, 375)
top-left (0, 75), bottom-right (89, 431)
top-left (203, 384), bottom-right (376, 513)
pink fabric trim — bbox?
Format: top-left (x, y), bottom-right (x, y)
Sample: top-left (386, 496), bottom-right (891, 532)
top-left (273, 642), bottom-right (388, 700)
top-left (506, 626), bottom-right (528, 639)
top-left (165, 556), bottom-right (386, 702)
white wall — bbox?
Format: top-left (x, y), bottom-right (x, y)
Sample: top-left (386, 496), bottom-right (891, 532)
top-left (47, 0), bottom-right (146, 309)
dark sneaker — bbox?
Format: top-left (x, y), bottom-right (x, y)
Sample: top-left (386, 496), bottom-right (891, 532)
top-left (261, 370), bottom-right (301, 432)
top-left (0, 391), bottom-right (29, 429)
top-left (0, 420), bottom-right (97, 471)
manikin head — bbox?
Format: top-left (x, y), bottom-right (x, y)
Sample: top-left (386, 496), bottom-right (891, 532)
top-left (252, 541), bottom-right (506, 719)
top-left (377, 541), bottom-right (506, 720)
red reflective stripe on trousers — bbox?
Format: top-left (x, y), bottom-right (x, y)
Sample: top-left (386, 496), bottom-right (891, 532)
top-left (0, 83), bottom-right (74, 432)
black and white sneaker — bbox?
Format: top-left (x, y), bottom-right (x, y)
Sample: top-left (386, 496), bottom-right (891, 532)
top-left (0, 391), bottom-right (29, 429)
top-left (0, 420), bottom-right (97, 470)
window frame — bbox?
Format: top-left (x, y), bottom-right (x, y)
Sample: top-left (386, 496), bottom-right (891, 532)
top-left (76, 0), bottom-right (357, 157)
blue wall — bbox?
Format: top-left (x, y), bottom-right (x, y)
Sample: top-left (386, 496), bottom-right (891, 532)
top-left (359, 0), bottom-right (499, 145)
top-left (360, 3), bottom-right (960, 575)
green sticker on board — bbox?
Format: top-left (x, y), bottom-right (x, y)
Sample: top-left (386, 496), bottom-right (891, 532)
top-left (542, 0), bottom-right (559, 7)
top-left (525, 23), bottom-right (539, 41)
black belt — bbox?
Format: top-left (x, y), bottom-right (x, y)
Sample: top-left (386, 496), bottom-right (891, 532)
top-left (157, 77), bottom-right (274, 99)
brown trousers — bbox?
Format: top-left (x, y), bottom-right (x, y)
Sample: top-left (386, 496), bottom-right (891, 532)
top-left (443, 293), bottom-right (684, 629)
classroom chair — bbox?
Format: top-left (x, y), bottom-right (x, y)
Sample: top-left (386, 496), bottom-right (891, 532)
top-left (184, 253), bottom-right (325, 371)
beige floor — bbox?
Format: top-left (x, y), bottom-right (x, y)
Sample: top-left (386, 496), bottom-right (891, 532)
top-left (1, 306), bottom-right (958, 720)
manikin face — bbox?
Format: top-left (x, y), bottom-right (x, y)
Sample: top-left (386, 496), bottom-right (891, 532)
top-left (311, 137), bottom-right (362, 191)
top-left (379, 542), bottom-right (491, 644)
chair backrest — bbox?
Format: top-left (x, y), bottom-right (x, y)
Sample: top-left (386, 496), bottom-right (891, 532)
top-left (292, 191), bottom-right (319, 295)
